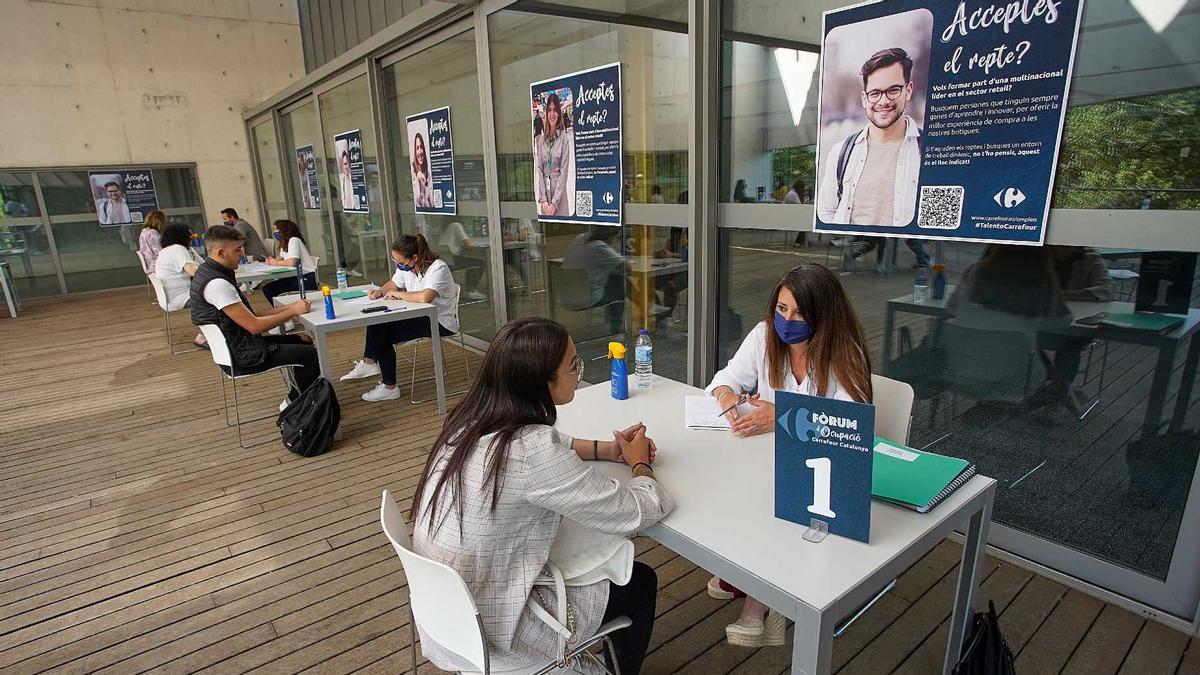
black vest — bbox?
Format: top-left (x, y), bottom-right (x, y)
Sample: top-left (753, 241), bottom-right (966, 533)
top-left (190, 258), bottom-right (269, 368)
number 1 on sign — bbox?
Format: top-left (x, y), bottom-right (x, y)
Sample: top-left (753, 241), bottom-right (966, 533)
top-left (806, 457), bottom-right (836, 518)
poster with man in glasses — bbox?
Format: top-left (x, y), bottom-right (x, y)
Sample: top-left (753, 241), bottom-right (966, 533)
top-left (814, 1), bottom-right (1084, 246)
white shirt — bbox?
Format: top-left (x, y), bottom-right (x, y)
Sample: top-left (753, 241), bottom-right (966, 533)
top-left (96, 198), bottom-right (131, 225)
top-left (282, 237), bottom-right (317, 274)
top-left (391, 258), bottom-right (458, 333)
top-left (816, 115), bottom-right (921, 227)
top-left (154, 244), bottom-right (199, 311)
top-left (203, 278), bottom-right (242, 311)
top-left (705, 321), bottom-right (854, 404)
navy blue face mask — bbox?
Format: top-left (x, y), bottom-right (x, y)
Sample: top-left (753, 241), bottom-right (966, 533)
top-left (395, 261), bottom-right (413, 272)
top-left (773, 312), bottom-right (813, 344)
top-left (272, 231), bottom-right (282, 241)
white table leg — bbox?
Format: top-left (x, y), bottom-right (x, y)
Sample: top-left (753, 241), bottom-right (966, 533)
top-left (790, 606), bottom-right (835, 675)
top-left (314, 327), bottom-right (333, 382)
top-left (359, 237), bottom-right (369, 276)
top-left (942, 489), bottom-right (994, 674)
top-left (428, 310), bottom-right (447, 415)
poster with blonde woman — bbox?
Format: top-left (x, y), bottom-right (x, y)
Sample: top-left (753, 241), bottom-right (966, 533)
top-left (406, 107), bottom-right (457, 215)
top-left (530, 63), bottom-right (622, 225)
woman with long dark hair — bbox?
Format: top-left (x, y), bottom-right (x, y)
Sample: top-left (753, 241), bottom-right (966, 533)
top-left (262, 219), bottom-right (318, 306)
top-left (534, 93), bottom-right (574, 217)
top-left (704, 263), bottom-right (873, 647)
top-left (340, 232), bottom-right (458, 401)
top-left (411, 132), bottom-right (434, 209)
top-left (410, 317), bottom-right (671, 674)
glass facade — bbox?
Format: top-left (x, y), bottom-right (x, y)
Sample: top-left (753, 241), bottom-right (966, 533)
top-left (241, 0), bottom-right (1200, 621)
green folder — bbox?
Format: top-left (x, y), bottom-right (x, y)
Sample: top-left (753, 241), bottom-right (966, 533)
top-left (332, 289), bottom-right (368, 299)
top-left (266, 266), bottom-right (296, 274)
top-left (1099, 312), bottom-right (1183, 333)
top-left (871, 437), bottom-right (977, 514)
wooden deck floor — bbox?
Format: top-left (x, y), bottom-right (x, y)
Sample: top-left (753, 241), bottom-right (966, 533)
top-left (1, 288), bottom-right (1198, 674)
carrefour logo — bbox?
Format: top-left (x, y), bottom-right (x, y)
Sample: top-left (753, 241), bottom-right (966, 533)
top-left (993, 187), bottom-right (1026, 208)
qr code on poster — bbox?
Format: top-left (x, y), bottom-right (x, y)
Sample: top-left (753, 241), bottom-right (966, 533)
top-left (575, 191), bottom-right (593, 218)
top-left (917, 185), bottom-right (964, 229)
top-left (433, 190), bottom-right (443, 209)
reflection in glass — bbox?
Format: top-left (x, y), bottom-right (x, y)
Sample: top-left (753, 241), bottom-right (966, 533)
top-left (281, 101), bottom-right (336, 277)
top-left (382, 29), bottom-right (496, 341)
top-left (319, 76), bottom-right (387, 281)
top-left (718, 229), bottom-right (1200, 579)
top-left (252, 120), bottom-right (289, 226)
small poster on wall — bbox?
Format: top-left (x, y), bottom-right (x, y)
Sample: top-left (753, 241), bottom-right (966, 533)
top-left (295, 145), bottom-right (321, 210)
top-left (406, 106), bottom-right (457, 215)
top-left (89, 170), bottom-right (159, 226)
top-left (813, 0), bottom-right (1084, 245)
top-left (333, 129), bottom-right (369, 213)
top-left (530, 62), bottom-right (622, 225)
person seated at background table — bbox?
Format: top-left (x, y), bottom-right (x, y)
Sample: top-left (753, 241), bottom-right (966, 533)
top-left (563, 227), bottom-right (625, 334)
top-left (155, 222), bottom-right (207, 348)
top-left (704, 263), bottom-right (873, 648)
top-left (220, 208), bottom-right (270, 261)
top-left (435, 220), bottom-right (487, 301)
top-left (190, 225), bottom-right (318, 409)
top-left (410, 316), bottom-right (670, 675)
top-left (261, 219), bottom-right (319, 307)
top-left (137, 209), bottom-right (166, 273)
top-left (339, 233), bottom-right (458, 402)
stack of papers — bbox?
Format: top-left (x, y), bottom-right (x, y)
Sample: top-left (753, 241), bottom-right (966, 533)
top-left (684, 395), bottom-right (748, 430)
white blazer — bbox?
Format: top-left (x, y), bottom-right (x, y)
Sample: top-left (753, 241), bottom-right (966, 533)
top-left (705, 321), bottom-right (855, 403)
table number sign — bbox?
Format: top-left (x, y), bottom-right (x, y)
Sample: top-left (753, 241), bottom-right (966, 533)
top-left (775, 392), bottom-right (875, 543)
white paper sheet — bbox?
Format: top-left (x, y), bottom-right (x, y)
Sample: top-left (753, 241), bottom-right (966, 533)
top-left (684, 395), bottom-right (738, 430)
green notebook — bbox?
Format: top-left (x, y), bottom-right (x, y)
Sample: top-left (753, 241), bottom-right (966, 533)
top-left (266, 266), bottom-right (296, 274)
top-left (1099, 312), bottom-right (1183, 333)
top-left (872, 437), bottom-right (977, 514)
top-left (332, 289), bottom-right (368, 299)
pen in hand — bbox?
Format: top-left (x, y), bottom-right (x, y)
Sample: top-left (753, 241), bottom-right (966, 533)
top-left (717, 393), bottom-right (748, 418)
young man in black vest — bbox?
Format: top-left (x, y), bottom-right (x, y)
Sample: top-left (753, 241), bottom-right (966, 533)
top-left (191, 224), bottom-right (319, 409)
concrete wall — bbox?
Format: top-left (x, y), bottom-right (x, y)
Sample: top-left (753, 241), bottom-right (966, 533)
top-left (0, 0), bottom-right (305, 227)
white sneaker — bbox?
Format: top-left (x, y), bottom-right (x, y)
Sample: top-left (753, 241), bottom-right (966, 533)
top-left (464, 289), bottom-right (486, 302)
top-left (362, 383), bottom-right (402, 402)
top-left (340, 360), bottom-right (381, 381)
top-left (279, 399), bottom-right (290, 412)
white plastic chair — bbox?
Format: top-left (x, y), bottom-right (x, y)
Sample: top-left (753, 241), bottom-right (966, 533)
top-left (149, 273), bottom-right (201, 355)
top-left (135, 250), bottom-right (155, 302)
top-left (198, 324), bottom-right (296, 448)
top-left (402, 283), bottom-right (474, 404)
top-left (871, 374), bottom-right (915, 445)
top-left (379, 490), bottom-right (631, 675)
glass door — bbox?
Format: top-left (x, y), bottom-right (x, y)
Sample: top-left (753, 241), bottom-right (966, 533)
top-left (281, 99), bottom-right (336, 279)
top-left (0, 172), bottom-right (62, 298)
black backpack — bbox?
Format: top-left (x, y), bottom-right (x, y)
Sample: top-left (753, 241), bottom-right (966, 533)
top-left (277, 378), bottom-right (340, 457)
top-left (952, 601), bottom-right (1016, 675)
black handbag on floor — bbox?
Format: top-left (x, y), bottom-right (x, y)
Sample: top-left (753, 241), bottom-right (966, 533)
top-left (952, 600), bottom-right (1016, 675)
top-left (277, 378), bottom-right (340, 457)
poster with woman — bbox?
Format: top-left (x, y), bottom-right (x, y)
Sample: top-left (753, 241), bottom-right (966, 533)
top-left (333, 129), bottom-right (369, 213)
top-left (405, 106), bottom-right (456, 215)
top-left (295, 145), bottom-right (321, 210)
top-left (530, 63), bottom-right (622, 225)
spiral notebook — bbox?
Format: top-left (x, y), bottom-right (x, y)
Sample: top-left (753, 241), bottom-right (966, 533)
top-left (871, 438), bottom-right (976, 514)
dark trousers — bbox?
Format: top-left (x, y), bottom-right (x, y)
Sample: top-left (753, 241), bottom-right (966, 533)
top-left (601, 562), bottom-right (657, 675)
top-left (849, 237), bottom-right (886, 264)
top-left (363, 317), bottom-right (452, 386)
top-left (262, 272), bottom-right (318, 307)
top-left (222, 334), bottom-right (319, 400)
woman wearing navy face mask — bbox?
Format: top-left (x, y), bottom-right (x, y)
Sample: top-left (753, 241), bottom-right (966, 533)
top-left (704, 263), bottom-right (872, 648)
top-left (340, 233), bottom-right (458, 402)
top-left (262, 219), bottom-right (319, 306)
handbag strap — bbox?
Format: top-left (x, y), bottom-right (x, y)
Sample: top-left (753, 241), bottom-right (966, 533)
top-left (527, 560), bottom-right (575, 665)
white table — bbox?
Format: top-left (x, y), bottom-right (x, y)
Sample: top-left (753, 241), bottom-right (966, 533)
top-left (274, 292), bottom-right (447, 415)
top-left (235, 262), bottom-right (297, 285)
top-left (556, 378), bottom-right (996, 675)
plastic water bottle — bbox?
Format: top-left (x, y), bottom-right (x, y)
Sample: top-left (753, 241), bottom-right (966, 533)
top-left (913, 266), bottom-right (930, 304)
top-left (635, 329), bottom-right (653, 388)
top-left (336, 262), bottom-right (348, 291)
top-left (609, 341), bottom-right (629, 400)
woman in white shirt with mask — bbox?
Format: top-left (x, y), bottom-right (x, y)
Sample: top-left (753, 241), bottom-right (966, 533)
top-left (705, 263), bottom-right (873, 648)
top-left (262, 219), bottom-right (318, 306)
top-left (340, 232), bottom-right (459, 402)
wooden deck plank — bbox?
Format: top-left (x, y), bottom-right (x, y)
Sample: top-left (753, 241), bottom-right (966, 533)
top-left (1012, 589), bottom-right (1105, 674)
top-left (1061, 604), bottom-right (1145, 675)
top-left (1117, 618), bottom-right (1191, 675)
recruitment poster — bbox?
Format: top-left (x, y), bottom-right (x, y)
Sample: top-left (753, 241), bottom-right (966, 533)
top-left (775, 392), bottom-right (875, 543)
top-left (89, 170), bottom-right (159, 226)
top-left (295, 145), bottom-right (321, 210)
top-left (813, 0), bottom-right (1084, 245)
top-left (530, 62), bottom-right (622, 225)
top-left (333, 129), bottom-right (369, 213)
top-left (405, 107), bottom-right (457, 215)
